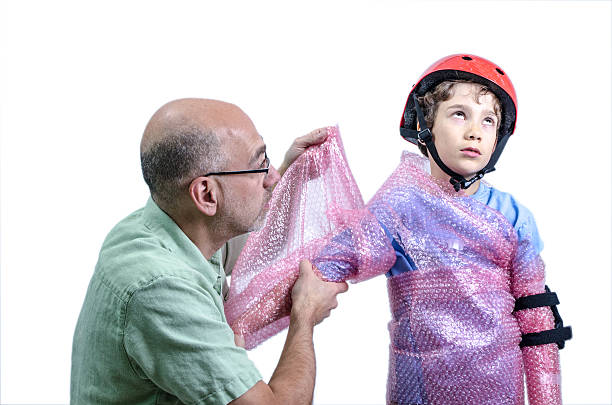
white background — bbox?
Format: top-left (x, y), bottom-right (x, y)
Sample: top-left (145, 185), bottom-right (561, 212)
top-left (1, 1), bottom-right (610, 404)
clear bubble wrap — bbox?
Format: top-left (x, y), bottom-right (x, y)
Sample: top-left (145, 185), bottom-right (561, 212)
top-left (225, 128), bottom-right (562, 404)
top-left (224, 126), bottom-right (395, 350)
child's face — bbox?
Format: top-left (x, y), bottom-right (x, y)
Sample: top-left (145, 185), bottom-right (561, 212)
top-left (428, 82), bottom-right (499, 183)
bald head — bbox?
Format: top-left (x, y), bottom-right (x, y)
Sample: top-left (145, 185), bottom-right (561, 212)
top-left (140, 98), bottom-right (256, 208)
top-left (141, 98), bottom-right (254, 154)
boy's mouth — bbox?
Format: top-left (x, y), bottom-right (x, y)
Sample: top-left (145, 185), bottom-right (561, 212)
top-left (461, 147), bottom-right (481, 157)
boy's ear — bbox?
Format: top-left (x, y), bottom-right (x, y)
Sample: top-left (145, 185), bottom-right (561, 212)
top-left (189, 176), bottom-right (218, 216)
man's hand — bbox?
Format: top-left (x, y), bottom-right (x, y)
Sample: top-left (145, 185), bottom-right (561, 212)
top-left (234, 333), bottom-right (246, 348)
top-left (230, 259), bottom-right (347, 405)
top-left (290, 260), bottom-right (348, 327)
top-left (278, 128), bottom-right (328, 177)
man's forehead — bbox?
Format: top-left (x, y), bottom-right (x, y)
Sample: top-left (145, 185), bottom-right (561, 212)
top-left (249, 136), bottom-right (266, 161)
top-left (221, 127), bottom-right (266, 163)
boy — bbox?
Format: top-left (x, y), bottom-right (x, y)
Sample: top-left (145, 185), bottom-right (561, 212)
top-left (225, 54), bottom-right (572, 404)
top-left (316, 54), bottom-right (571, 404)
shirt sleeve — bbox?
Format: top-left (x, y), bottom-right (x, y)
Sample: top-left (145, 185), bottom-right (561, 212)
top-left (123, 275), bottom-right (262, 405)
top-left (514, 202), bottom-right (544, 255)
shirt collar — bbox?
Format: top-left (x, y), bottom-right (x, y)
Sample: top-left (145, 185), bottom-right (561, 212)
top-left (470, 181), bottom-right (491, 204)
top-left (141, 197), bottom-right (224, 285)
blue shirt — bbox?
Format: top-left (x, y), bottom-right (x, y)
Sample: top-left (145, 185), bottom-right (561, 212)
top-left (385, 182), bottom-right (543, 277)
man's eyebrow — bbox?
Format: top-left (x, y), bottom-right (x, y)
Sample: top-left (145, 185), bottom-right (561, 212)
top-left (249, 145), bottom-right (266, 165)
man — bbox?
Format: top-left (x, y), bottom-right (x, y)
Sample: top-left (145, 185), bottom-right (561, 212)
top-left (71, 98), bottom-right (348, 404)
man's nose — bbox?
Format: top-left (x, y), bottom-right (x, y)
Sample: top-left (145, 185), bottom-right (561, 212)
top-left (264, 165), bottom-right (281, 189)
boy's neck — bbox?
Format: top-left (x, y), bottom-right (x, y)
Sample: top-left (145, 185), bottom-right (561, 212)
top-left (428, 160), bottom-right (481, 196)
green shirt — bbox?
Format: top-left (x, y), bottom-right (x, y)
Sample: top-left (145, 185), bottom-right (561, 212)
top-left (71, 198), bottom-right (261, 405)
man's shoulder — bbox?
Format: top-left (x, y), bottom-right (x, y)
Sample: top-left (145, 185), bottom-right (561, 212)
top-left (93, 206), bottom-right (209, 301)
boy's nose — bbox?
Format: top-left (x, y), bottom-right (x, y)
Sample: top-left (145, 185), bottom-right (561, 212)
top-left (465, 123), bottom-right (482, 141)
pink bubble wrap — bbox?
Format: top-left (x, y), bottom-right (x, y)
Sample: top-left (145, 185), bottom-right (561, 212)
top-left (225, 127), bottom-right (562, 404)
top-left (224, 126), bottom-right (395, 350)
top-left (368, 152), bottom-right (561, 404)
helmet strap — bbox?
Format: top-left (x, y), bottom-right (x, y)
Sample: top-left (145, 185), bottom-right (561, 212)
top-left (413, 93), bottom-right (494, 192)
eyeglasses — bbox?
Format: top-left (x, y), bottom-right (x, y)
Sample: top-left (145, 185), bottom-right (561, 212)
top-left (203, 152), bottom-right (270, 177)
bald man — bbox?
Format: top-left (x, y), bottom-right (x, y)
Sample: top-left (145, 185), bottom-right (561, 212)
top-left (70, 99), bottom-right (348, 405)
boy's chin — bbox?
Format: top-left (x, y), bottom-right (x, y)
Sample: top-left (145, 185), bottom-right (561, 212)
top-left (451, 163), bottom-right (488, 179)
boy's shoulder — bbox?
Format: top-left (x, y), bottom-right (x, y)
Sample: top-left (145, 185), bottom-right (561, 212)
top-left (474, 182), bottom-right (543, 252)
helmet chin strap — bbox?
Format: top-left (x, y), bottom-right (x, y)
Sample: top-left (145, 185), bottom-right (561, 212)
top-left (413, 94), bottom-right (494, 192)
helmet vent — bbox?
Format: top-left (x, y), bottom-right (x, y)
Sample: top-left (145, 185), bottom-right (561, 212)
top-left (462, 56), bottom-right (473, 60)
top-left (496, 68), bottom-right (505, 75)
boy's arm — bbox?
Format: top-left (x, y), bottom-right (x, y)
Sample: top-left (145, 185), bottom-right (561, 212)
top-left (227, 209), bottom-right (395, 348)
top-left (511, 239), bottom-right (562, 405)
top-left (312, 208), bottom-right (396, 283)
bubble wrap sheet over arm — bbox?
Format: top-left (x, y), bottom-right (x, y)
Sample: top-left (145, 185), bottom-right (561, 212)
top-left (512, 238), bottom-right (562, 405)
top-left (224, 127), bottom-right (395, 350)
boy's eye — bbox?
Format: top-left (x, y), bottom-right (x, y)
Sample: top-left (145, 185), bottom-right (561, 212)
top-left (483, 117), bottom-right (496, 126)
top-left (452, 111), bottom-right (465, 119)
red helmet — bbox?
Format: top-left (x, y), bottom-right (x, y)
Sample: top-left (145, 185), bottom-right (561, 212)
top-left (400, 54), bottom-right (518, 144)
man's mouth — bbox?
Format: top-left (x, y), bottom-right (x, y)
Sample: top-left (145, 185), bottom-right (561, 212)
top-left (263, 192), bottom-right (273, 211)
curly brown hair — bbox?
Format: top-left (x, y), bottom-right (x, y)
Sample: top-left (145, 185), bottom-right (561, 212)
top-left (416, 80), bottom-right (502, 156)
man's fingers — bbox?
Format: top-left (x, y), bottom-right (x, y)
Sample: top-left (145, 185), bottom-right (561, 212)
top-left (331, 298), bottom-right (338, 310)
top-left (234, 334), bottom-right (246, 348)
top-left (335, 281), bottom-right (349, 294)
top-left (298, 127), bottom-right (328, 148)
top-left (298, 259), bottom-right (313, 277)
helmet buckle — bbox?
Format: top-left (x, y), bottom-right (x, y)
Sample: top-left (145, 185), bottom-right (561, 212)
top-left (417, 128), bottom-right (432, 145)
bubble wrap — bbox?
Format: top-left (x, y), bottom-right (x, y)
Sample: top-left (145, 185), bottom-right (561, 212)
top-left (225, 128), bottom-right (562, 404)
top-left (224, 126), bottom-right (395, 350)
top-left (365, 152), bottom-right (561, 404)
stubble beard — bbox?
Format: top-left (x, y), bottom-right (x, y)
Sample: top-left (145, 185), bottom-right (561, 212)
top-left (245, 190), bottom-right (272, 232)
top-left (221, 189), bottom-right (272, 236)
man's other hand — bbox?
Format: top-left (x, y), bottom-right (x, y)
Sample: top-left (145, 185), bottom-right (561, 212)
top-left (278, 128), bottom-right (328, 177)
top-left (290, 259), bottom-right (348, 326)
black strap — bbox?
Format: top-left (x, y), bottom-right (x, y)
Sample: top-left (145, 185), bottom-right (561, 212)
top-left (514, 291), bottom-right (559, 312)
top-left (483, 132), bottom-right (509, 173)
top-left (410, 93), bottom-right (491, 192)
top-left (520, 326), bottom-right (573, 349)
top-left (516, 286), bottom-right (572, 349)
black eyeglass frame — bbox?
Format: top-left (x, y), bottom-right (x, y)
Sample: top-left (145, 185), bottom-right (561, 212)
top-left (203, 153), bottom-right (270, 177)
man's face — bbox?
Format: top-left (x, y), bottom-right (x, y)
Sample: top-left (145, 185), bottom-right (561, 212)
top-left (217, 122), bottom-right (280, 235)
top-left (428, 82), bottom-right (499, 180)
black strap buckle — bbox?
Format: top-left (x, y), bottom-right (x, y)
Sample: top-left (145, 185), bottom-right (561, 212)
top-left (417, 128), bottom-right (432, 144)
top-left (448, 171), bottom-right (484, 192)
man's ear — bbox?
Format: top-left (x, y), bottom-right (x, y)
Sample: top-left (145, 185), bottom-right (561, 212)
top-left (189, 176), bottom-right (218, 216)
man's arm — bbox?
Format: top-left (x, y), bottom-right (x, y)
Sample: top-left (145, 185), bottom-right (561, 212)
top-left (229, 260), bottom-right (348, 405)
